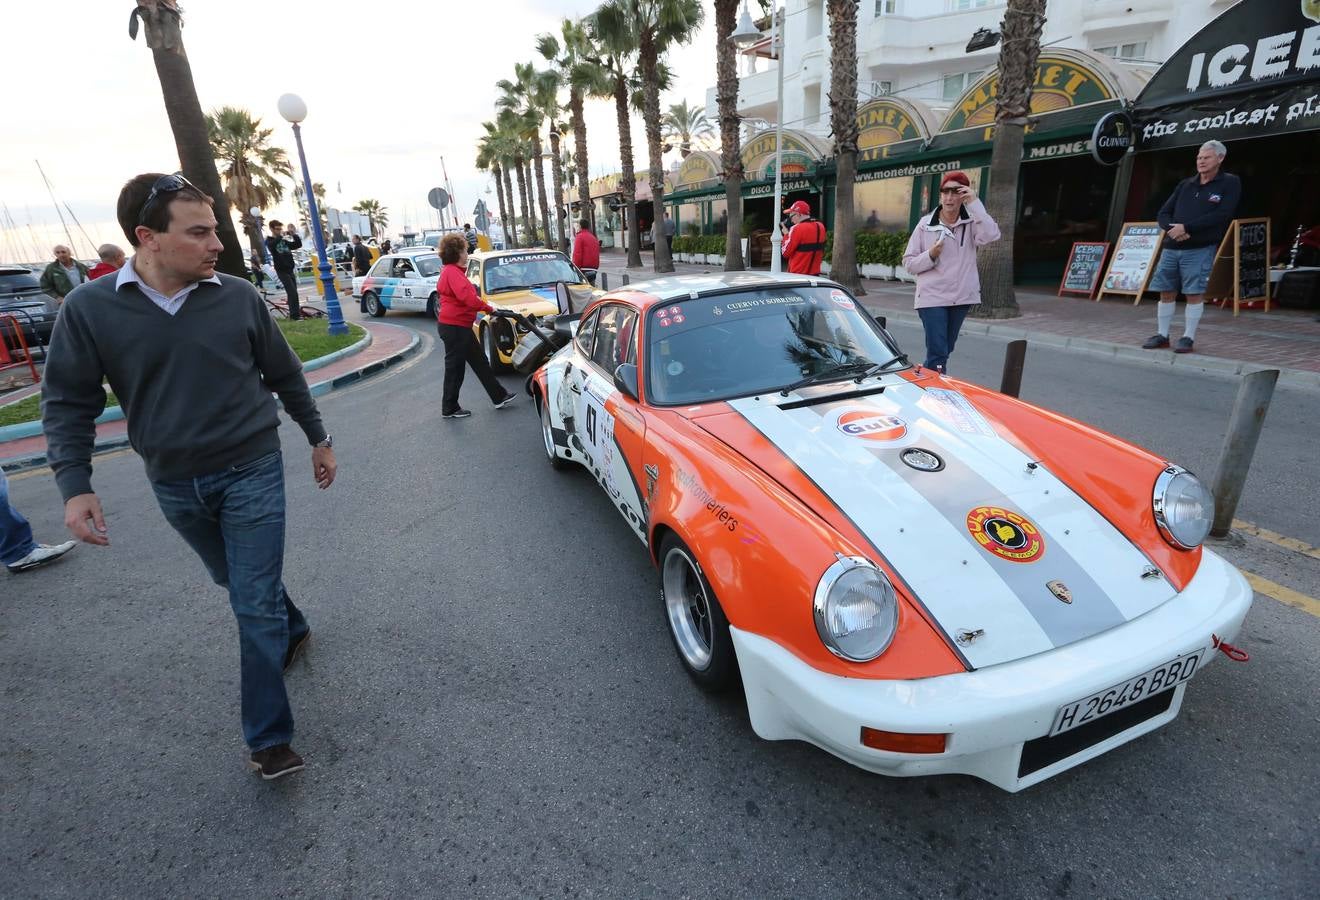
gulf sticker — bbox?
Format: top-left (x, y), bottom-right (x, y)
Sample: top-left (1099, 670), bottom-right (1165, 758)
top-left (829, 289), bottom-right (854, 309)
top-left (966, 506), bottom-right (1045, 563)
top-left (836, 409), bottom-right (907, 441)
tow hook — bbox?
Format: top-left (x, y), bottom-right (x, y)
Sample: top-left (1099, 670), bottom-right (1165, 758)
top-left (1212, 634), bottom-right (1249, 662)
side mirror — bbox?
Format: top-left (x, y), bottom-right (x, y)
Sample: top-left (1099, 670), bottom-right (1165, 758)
top-left (554, 280), bottom-right (573, 316)
top-left (553, 313), bottom-right (581, 341)
top-left (873, 314), bottom-right (887, 329)
top-left (613, 363), bottom-right (639, 401)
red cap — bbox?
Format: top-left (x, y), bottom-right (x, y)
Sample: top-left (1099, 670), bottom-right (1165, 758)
top-left (784, 200), bottom-right (811, 216)
top-left (940, 171), bottom-right (971, 189)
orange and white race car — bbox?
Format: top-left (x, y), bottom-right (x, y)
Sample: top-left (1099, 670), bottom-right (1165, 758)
top-left (525, 272), bottom-right (1252, 792)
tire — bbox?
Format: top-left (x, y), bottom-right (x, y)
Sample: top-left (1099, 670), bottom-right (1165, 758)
top-left (539, 392), bottom-right (569, 471)
top-left (483, 322), bottom-right (510, 372)
top-left (658, 534), bottom-right (736, 692)
top-left (363, 291), bottom-right (385, 318)
top-left (426, 293), bottom-right (438, 320)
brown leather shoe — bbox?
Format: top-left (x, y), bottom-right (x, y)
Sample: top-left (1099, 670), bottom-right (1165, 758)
top-left (284, 629), bottom-right (311, 673)
top-left (248, 744), bottom-right (304, 780)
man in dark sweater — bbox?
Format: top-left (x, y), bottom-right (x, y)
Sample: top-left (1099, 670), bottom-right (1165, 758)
top-left (265, 219), bottom-right (303, 319)
top-left (1142, 140), bottom-right (1241, 354)
top-left (41, 173), bottom-right (338, 781)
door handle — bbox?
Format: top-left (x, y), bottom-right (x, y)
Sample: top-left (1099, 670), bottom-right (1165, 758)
top-left (569, 382), bottom-right (582, 393)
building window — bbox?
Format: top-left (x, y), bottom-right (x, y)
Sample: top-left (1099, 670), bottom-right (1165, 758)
top-left (1095, 42), bottom-right (1148, 59)
top-left (855, 178), bottom-right (914, 234)
top-left (952, 0), bottom-right (991, 10)
top-left (942, 70), bottom-right (983, 101)
top-left (876, 80), bottom-right (893, 95)
top-left (874, 0), bottom-right (897, 15)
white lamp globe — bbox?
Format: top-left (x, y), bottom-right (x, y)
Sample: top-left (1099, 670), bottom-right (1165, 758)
top-left (277, 93), bottom-right (307, 124)
top-left (249, 205), bottom-right (261, 217)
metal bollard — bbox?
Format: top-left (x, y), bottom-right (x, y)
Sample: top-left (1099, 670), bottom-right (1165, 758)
top-left (1209, 368), bottom-right (1279, 538)
top-left (600, 272), bottom-right (609, 290)
top-left (622, 273), bottom-right (631, 285)
top-left (999, 339), bottom-right (1027, 398)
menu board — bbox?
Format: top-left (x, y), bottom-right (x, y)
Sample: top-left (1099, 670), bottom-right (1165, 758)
top-left (1058, 242), bottom-right (1110, 298)
top-left (1098, 223), bottom-right (1163, 303)
top-left (1204, 218), bottom-right (1272, 315)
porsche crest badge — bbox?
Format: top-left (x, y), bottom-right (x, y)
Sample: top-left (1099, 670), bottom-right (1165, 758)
top-left (1047, 580), bottom-right (1073, 604)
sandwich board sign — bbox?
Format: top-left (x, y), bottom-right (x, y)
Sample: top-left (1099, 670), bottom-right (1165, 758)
top-left (1204, 218), bottom-right (1272, 316)
top-left (1058, 242), bottom-right (1110, 299)
top-left (1097, 223), bottom-right (1163, 304)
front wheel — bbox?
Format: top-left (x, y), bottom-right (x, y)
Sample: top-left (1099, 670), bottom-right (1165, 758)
top-left (363, 291), bottom-right (385, 318)
top-left (659, 534), bottom-right (736, 692)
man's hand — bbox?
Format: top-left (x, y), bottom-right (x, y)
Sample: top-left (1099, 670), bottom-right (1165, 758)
top-left (65, 493), bottom-right (109, 546)
top-left (1168, 223), bottom-right (1189, 241)
top-left (312, 447), bottom-right (337, 490)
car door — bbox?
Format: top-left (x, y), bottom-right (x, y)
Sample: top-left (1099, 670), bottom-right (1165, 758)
top-left (573, 303), bottom-right (648, 540)
top-left (391, 258), bottom-right (425, 312)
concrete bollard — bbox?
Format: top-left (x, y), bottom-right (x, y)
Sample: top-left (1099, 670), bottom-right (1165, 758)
top-left (600, 272), bottom-right (609, 290)
top-left (622, 273), bottom-right (631, 285)
top-left (999, 340), bottom-right (1027, 398)
top-left (1210, 368), bottom-right (1279, 538)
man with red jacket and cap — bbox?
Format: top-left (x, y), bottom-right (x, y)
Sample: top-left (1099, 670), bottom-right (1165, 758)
top-left (781, 200), bottom-right (827, 275)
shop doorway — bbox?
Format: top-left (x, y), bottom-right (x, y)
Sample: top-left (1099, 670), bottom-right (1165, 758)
top-left (741, 188), bottom-right (820, 268)
top-left (1015, 155), bottom-right (1116, 285)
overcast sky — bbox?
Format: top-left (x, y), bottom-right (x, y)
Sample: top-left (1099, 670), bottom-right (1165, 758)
top-left (2, 0), bottom-right (719, 262)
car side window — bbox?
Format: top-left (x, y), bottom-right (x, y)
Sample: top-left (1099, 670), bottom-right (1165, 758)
top-left (395, 260), bottom-right (415, 278)
top-left (615, 309), bottom-right (639, 368)
top-left (368, 259), bottom-right (390, 278)
top-left (590, 306), bottom-right (625, 374)
top-left (466, 260), bottom-right (480, 282)
top-left (575, 309), bottom-right (599, 358)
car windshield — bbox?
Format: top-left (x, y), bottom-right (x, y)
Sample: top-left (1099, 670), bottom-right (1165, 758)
top-left (411, 255), bottom-right (442, 278)
top-left (483, 252), bottom-right (581, 294)
top-left (0, 272), bottom-right (41, 293)
top-left (645, 286), bottom-right (906, 405)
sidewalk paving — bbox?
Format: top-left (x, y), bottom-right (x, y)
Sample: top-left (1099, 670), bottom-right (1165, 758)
top-left (593, 248), bottom-right (1320, 391)
top-left (0, 319), bottom-right (420, 472)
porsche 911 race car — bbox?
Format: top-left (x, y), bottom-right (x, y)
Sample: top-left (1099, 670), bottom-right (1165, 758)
top-left (524, 272), bottom-right (1253, 792)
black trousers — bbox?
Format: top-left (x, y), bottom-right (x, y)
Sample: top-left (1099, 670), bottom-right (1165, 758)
top-left (438, 324), bottom-right (507, 414)
top-left (276, 269), bottom-right (301, 319)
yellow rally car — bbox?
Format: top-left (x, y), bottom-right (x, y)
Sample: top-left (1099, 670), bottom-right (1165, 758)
top-left (465, 249), bottom-right (599, 370)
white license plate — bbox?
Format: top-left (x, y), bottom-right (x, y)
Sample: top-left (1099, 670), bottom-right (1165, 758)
top-left (1049, 649), bottom-right (1205, 736)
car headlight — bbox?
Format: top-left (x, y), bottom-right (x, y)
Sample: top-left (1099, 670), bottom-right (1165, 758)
top-left (1153, 465), bottom-right (1214, 549)
top-left (813, 556), bottom-right (898, 662)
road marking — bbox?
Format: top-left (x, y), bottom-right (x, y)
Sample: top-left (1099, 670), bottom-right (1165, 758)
top-left (1234, 519), bottom-right (1320, 561)
top-left (1242, 571), bottom-right (1320, 619)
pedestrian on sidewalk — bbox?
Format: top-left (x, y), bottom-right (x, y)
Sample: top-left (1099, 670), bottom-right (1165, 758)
top-left (350, 234), bottom-right (372, 278)
top-left (87, 244), bottom-right (126, 280)
top-left (663, 213), bottom-right (676, 252)
top-left (39, 245), bottom-right (90, 307)
top-left (41, 172), bottom-right (337, 781)
top-left (901, 171), bottom-right (1001, 374)
top-left (435, 233), bottom-right (516, 419)
top-left (1, 468), bottom-right (77, 574)
top-left (572, 218), bottom-right (601, 285)
top-left (781, 200), bottom-right (828, 276)
top-left (1142, 140), bottom-right (1241, 355)
top-left (265, 219), bottom-right (304, 320)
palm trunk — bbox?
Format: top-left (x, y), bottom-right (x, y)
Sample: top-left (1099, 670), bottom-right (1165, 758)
top-left (513, 154), bottom-right (533, 245)
top-left (974, 0), bottom-right (1044, 319)
top-left (570, 90), bottom-right (592, 229)
top-left (638, 31), bottom-right (673, 274)
top-left (501, 164), bottom-right (519, 248)
top-left (139, 7), bottom-right (245, 278)
top-left (615, 74), bottom-right (643, 268)
top-left (548, 126), bottom-right (568, 253)
top-left (827, 0), bottom-right (863, 293)
top-left (531, 135), bottom-right (553, 248)
top-left (715, 0), bottom-right (745, 271)
top-left (492, 163), bottom-right (511, 249)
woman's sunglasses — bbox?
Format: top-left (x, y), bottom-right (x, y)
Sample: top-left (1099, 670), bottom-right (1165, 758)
top-left (138, 173), bottom-right (199, 226)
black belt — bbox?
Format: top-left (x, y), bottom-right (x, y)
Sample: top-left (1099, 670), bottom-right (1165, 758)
top-left (795, 242), bottom-right (826, 252)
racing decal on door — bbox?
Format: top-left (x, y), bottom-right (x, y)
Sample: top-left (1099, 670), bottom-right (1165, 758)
top-left (966, 507), bottom-right (1045, 563)
top-left (576, 373), bottom-right (647, 541)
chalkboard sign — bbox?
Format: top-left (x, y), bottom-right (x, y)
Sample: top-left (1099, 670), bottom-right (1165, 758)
top-left (1098, 223), bottom-right (1164, 304)
top-left (1204, 218), bottom-right (1272, 316)
top-left (1058, 242), bottom-right (1110, 298)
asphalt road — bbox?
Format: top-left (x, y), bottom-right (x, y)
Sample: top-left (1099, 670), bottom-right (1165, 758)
top-left (3, 306), bottom-right (1316, 898)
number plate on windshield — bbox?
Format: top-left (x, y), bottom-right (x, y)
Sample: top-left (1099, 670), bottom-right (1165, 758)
top-left (1049, 649), bottom-right (1205, 736)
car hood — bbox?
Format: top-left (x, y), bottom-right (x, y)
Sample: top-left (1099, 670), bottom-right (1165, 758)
top-left (692, 381), bottom-right (1179, 669)
top-left (485, 284), bottom-right (594, 315)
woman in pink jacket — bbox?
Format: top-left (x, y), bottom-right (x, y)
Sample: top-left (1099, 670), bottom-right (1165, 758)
top-left (435, 234), bottom-right (517, 419)
top-left (901, 171), bottom-right (1001, 374)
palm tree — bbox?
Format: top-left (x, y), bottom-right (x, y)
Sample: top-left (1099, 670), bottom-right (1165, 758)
top-left (975, 0), bottom-right (1045, 319)
top-left (533, 70), bottom-right (571, 253)
top-left (352, 199), bottom-right (388, 238)
top-left (477, 121), bottom-right (515, 248)
top-left (205, 106), bottom-right (292, 260)
top-left (713, 0), bottom-right (745, 270)
top-left (497, 63), bottom-right (554, 248)
top-left (499, 110), bottom-right (537, 245)
top-left (538, 19), bottom-right (601, 231)
top-left (585, 22), bottom-right (643, 268)
top-left (594, 0), bottom-right (705, 274)
top-left (662, 100), bottom-right (715, 158)
top-left (826, 1), bottom-right (864, 294)
top-left (129, 0), bottom-right (245, 277)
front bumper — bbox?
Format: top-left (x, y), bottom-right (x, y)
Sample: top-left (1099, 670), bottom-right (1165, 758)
top-left (732, 548), bottom-right (1252, 792)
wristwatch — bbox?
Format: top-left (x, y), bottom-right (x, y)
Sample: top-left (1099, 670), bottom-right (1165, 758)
top-left (314, 433), bottom-right (333, 449)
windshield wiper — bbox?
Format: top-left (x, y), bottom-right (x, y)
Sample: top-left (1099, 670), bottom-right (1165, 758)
top-left (852, 353), bottom-right (909, 382)
top-left (487, 285), bottom-right (524, 294)
top-left (779, 362), bottom-right (876, 397)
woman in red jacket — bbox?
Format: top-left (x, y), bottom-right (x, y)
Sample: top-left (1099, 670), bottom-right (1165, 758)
top-left (435, 234), bottom-right (516, 419)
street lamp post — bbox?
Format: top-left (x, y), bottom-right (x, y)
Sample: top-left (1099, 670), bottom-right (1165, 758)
top-left (732, 1), bottom-right (785, 274)
top-left (277, 92), bottom-right (349, 336)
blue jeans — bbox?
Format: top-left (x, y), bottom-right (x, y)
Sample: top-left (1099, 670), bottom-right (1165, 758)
top-left (918, 304), bottom-right (972, 374)
top-left (1, 468), bottom-right (38, 566)
top-left (150, 450), bottom-right (308, 751)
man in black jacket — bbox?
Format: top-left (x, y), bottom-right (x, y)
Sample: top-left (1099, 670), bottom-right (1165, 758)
top-left (1141, 140), bottom-right (1240, 354)
top-left (265, 220), bottom-right (304, 320)
top-left (350, 235), bottom-right (373, 277)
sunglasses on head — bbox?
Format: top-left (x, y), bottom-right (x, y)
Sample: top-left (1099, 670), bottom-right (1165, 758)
top-left (137, 173), bottom-right (199, 226)
top-left (940, 186), bottom-right (964, 195)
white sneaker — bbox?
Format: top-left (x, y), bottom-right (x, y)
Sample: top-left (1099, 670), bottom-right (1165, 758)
top-left (494, 394), bottom-right (517, 409)
top-left (7, 541), bottom-right (77, 573)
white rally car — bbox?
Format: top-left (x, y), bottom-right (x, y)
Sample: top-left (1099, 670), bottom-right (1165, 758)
top-left (352, 251), bottom-right (442, 318)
